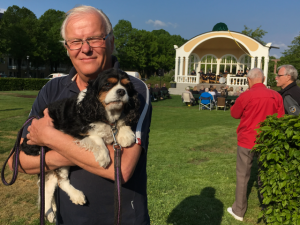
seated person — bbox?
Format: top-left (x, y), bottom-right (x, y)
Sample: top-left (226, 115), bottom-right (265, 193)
top-left (208, 87), bottom-right (216, 101)
top-left (234, 87), bottom-right (242, 96)
top-left (199, 85), bottom-right (205, 94)
top-left (153, 84), bottom-right (161, 100)
top-left (191, 86), bottom-right (199, 94)
top-left (213, 85), bottom-right (218, 96)
top-left (198, 70), bottom-right (204, 76)
top-left (216, 75), bottom-right (220, 83)
top-left (147, 83), bottom-right (154, 100)
top-left (228, 87), bottom-right (234, 96)
top-left (243, 69), bottom-right (248, 77)
top-left (199, 88), bottom-right (214, 108)
top-left (219, 75), bottom-right (226, 84)
top-left (223, 70), bottom-right (228, 79)
top-left (236, 70), bottom-right (243, 77)
top-left (191, 70), bottom-right (196, 75)
top-left (181, 87), bottom-right (195, 106)
top-left (160, 83), bottom-right (171, 99)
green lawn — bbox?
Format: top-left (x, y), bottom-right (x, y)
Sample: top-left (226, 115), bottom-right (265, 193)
top-left (0, 92), bottom-right (264, 224)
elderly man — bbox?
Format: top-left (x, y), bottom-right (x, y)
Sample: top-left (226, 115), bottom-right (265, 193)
top-left (8, 6), bottom-right (152, 224)
top-left (276, 65), bottom-right (300, 115)
top-left (227, 68), bottom-right (284, 221)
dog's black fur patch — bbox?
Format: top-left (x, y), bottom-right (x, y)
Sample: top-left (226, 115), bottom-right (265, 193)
top-left (21, 68), bottom-right (140, 156)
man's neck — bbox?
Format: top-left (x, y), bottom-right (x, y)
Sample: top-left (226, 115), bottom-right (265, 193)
top-left (281, 80), bottom-right (293, 90)
top-left (75, 74), bottom-right (91, 91)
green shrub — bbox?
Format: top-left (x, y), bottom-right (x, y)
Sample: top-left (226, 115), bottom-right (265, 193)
top-left (267, 73), bottom-right (277, 87)
top-left (253, 114), bottom-right (300, 224)
top-left (0, 78), bottom-right (48, 91)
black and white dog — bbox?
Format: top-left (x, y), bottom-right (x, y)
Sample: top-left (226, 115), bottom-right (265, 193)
top-left (21, 68), bottom-right (140, 222)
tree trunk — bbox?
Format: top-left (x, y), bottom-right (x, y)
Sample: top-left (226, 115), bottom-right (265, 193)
top-left (17, 59), bottom-right (22, 78)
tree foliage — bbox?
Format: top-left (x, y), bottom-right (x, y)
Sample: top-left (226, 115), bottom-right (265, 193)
top-left (279, 33), bottom-right (300, 75)
top-left (242, 25), bottom-right (267, 45)
top-left (114, 20), bottom-right (186, 77)
top-left (0, 5), bottom-right (38, 77)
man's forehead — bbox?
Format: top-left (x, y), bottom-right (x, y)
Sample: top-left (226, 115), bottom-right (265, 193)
top-left (65, 13), bottom-right (106, 37)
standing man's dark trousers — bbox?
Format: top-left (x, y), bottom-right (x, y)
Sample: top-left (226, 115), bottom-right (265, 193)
top-left (232, 145), bottom-right (255, 217)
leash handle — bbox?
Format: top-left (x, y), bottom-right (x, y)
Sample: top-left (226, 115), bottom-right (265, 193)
top-left (40, 146), bottom-right (45, 225)
top-left (1, 116), bottom-right (38, 186)
top-left (111, 123), bottom-right (122, 225)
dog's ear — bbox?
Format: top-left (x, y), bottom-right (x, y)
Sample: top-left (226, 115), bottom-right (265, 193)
top-left (77, 83), bottom-right (106, 123)
top-left (123, 91), bottom-right (140, 126)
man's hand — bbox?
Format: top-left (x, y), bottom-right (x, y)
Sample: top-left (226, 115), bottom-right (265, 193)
top-left (27, 108), bottom-right (54, 146)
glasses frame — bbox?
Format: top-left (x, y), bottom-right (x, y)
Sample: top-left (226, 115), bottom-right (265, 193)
top-left (276, 74), bottom-right (286, 78)
top-left (65, 33), bottom-right (111, 50)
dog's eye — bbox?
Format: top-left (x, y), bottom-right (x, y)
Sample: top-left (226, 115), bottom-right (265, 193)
top-left (105, 83), bottom-right (111, 87)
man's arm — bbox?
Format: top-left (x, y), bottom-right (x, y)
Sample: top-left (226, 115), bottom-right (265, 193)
top-left (11, 110), bottom-right (141, 183)
top-left (230, 97), bottom-right (244, 119)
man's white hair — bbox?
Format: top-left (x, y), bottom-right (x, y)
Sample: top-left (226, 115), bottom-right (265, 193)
top-left (60, 5), bottom-right (113, 40)
top-left (277, 65), bottom-right (298, 81)
top-left (205, 88), bottom-right (209, 92)
top-left (247, 68), bottom-right (264, 80)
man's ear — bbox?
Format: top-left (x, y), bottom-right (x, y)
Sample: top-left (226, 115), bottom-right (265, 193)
top-left (263, 76), bottom-right (265, 83)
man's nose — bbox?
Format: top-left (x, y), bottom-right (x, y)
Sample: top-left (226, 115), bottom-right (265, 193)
top-left (81, 41), bottom-right (92, 53)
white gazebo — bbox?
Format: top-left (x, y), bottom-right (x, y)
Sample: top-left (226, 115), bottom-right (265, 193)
top-left (170, 29), bottom-right (273, 94)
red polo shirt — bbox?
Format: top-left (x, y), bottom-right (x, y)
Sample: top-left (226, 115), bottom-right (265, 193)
top-left (231, 83), bottom-right (284, 149)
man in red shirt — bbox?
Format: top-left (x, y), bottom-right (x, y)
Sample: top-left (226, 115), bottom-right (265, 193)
top-left (227, 68), bottom-right (284, 221)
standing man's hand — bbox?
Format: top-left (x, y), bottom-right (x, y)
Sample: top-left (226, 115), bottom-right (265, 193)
top-left (27, 108), bottom-right (54, 146)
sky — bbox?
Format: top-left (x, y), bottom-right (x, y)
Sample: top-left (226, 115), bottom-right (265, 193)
top-left (1, 0), bottom-right (300, 58)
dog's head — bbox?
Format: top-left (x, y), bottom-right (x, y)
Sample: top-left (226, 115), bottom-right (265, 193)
top-left (78, 68), bottom-right (140, 125)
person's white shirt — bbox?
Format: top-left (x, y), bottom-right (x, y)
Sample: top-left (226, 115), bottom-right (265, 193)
top-left (208, 91), bottom-right (216, 101)
top-left (219, 77), bottom-right (226, 84)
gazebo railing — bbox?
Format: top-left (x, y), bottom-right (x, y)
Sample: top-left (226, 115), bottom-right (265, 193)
top-left (227, 76), bottom-right (247, 86)
top-left (176, 75), bottom-right (198, 84)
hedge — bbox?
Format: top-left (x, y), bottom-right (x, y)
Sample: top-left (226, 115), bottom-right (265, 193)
top-left (0, 78), bottom-right (49, 91)
top-left (253, 114), bottom-right (300, 224)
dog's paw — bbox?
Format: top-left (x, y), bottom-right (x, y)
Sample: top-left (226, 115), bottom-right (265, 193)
top-left (46, 210), bottom-right (56, 223)
top-left (70, 189), bottom-right (86, 205)
top-left (117, 127), bottom-right (135, 147)
top-left (96, 152), bottom-right (111, 168)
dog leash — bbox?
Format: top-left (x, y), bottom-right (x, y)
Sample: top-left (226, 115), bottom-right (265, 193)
top-left (1, 116), bottom-right (46, 225)
top-left (111, 122), bottom-right (122, 225)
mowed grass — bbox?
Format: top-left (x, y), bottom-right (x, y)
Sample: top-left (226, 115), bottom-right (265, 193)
top-left (0, 91), bottom-right (263, 224)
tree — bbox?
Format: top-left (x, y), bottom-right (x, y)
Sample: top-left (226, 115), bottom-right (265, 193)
top-left (279, 33), bottom-right (300, 77)
top-left (0, 5), bottom-right (38, 77)
top-left (38, 9), bottom-right (70, 73)
top-left (242, 25), bottom-right (267, 45)
top-left (113, 20), bottom-right (133, 70)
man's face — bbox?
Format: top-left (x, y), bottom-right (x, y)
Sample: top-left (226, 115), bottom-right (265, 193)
top-left (65, 13), bottom-right (114, 80)
top-left (276, 68), bottom-right (292, 89)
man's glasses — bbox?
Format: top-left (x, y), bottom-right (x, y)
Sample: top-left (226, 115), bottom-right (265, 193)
top-left (276, 74), bottom-right (286, 78)
top-left (65, 33), bottom-right (110, 50)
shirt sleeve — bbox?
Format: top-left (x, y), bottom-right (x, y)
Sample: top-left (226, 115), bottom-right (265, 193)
top-left (230, 94), bottom-right (245, 119)
top-left (21, 86), bottom-right (49, 138)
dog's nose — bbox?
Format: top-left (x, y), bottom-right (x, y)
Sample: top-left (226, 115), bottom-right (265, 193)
top-left (117, 89), bottom-right (126, 96)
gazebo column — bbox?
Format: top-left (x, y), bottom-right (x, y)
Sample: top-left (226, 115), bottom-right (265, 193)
top-left (251, 57), bottom-right (255, 69)
top-left (175, 57), bottom-right (178, 81)
top-left (264, 57), bottom-right (269, 85)
top-left (184, 57), bottom-right (189, 77)
top-left (257, 57), bottom-right (262, 69)
top-left (181, 58), bottom-right (185, 75)
top-left (216, 59), bottom-right (220, 75)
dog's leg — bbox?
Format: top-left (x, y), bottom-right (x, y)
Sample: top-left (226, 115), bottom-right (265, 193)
top-left (116, 126), bottom-right (136, 147)
top-left (75, 137), bottom-right (111, 168)
top-left (43, 171), bottom-right (58, 223)
top-left (56, 166), bottom-right (86, 205)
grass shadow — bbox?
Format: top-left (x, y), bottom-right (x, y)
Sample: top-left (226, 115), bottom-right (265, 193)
top-left (167, 187), bottom-right (223, 225)
top-left (0, 108), bottom-right (23, 112)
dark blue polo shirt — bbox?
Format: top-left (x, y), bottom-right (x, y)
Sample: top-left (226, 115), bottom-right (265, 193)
top-left (23, 67), bottom-right (152, 225)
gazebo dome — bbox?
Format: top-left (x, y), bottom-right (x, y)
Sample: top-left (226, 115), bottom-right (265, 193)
top-left (212, 23), bottom-right (228, 31)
